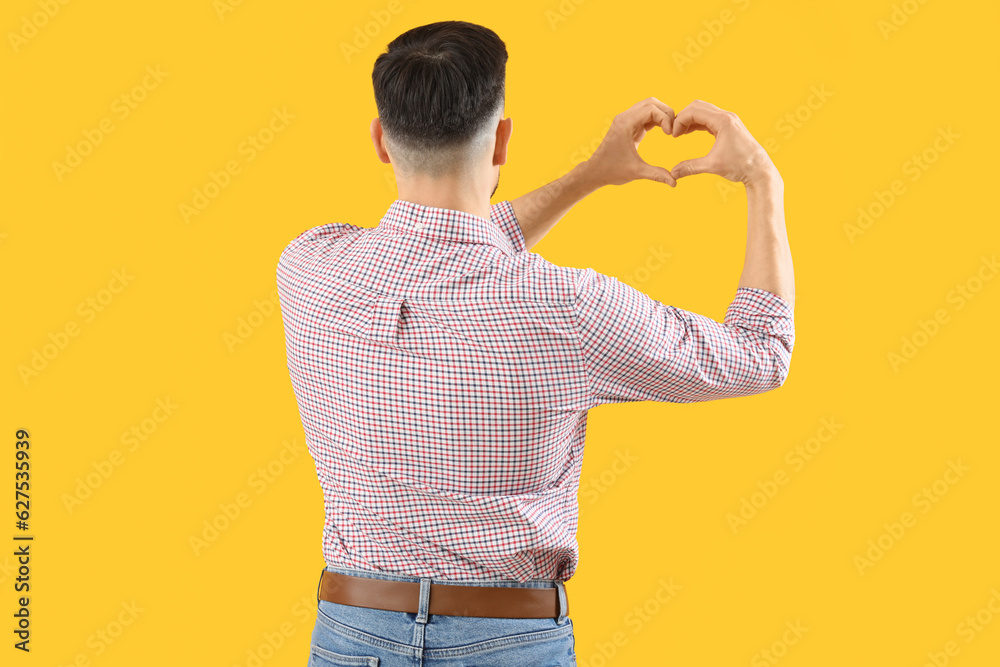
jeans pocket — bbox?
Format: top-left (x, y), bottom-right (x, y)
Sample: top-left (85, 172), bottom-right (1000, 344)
top-left (308, 643), bottom-right (379, 666)
top-left (436, 618), bottom-right (576, 667)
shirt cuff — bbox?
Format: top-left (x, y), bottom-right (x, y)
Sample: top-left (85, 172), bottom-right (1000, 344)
top-left (724, 287), bottom-right (795, 352)
top-left (490, 200), bottom-right (527, 254)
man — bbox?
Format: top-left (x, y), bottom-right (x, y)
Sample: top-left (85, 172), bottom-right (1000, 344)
top-left (276, 19), bottom-right (794, 667)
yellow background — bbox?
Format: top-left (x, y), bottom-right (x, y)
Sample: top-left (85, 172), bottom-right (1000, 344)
top-left (3, 0), bottom-right (999, 665)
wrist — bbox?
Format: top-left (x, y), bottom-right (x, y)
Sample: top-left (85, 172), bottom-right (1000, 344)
top-left (575, 158), bottom-right (608, 191)
top-left (744, 163), bottom-right (782, 193)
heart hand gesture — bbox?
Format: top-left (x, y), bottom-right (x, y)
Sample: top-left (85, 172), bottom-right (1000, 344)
top-left (585, 97), bottom-right (776, 188)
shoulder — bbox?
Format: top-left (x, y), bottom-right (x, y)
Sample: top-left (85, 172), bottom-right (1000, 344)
top-left (491, 253), bottom-right (596, 305)
top-left (277, 222), bottom-right (367, 268)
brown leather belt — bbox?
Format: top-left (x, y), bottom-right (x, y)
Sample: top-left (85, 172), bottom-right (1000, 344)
top-left (318, 569), bottom-right (566, 620)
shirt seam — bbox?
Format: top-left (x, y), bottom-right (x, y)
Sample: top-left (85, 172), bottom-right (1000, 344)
top-left (570, 269), bottom-right (599, 411)
top-left (493, 200), bottom-right (527, 255)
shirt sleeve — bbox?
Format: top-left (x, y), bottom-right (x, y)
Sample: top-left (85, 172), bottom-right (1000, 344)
top-left (573, 267), bottom-right (795, 406)
top-left (490, 200), bottom-right (527, 254)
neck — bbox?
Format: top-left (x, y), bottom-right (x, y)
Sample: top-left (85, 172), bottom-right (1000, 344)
top-left (395, 171), bottom-right (493, 221)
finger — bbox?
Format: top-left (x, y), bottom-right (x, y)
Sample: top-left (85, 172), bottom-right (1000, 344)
top-left (671, 156), bottom-right (715, 180)
top-left (644, 165), bottom-right (677, 187)
top-left (643, 97), bottom-right (676, 132)
top-left (673, 121), bottom-right (711, 137)
top-left (689, 98), bottom-right (723, 112)
top-left (624, 97), bottom-right (676, 123)
top-left (671, 102), bottom-right (727, 138)
top-left (639, 107), bottom-right (672, 136)
top-left (621, 98), bottom-right (675, 134)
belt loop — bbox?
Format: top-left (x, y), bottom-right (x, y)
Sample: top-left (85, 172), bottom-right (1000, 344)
top-left (415, 578), bottom-right (431, 624)
top-left (555, 581), bottom-right (569, 623)
top-left (316, 567), bottom-right (325, 606)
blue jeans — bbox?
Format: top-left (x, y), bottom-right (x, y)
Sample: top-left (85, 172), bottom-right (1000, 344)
top-left (308, 564), bottom-right (577, 666)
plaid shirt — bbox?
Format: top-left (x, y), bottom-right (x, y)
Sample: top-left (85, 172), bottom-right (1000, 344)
top-left (276, 198), bottom-right (794, 582)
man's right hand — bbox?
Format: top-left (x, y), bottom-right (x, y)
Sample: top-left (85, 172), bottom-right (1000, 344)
top-left (669, 99), bottom-right (777, 185)
top-left (584, 97), bottom-right (678, 188)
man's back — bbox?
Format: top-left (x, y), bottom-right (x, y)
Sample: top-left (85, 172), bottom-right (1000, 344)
top-left (277, 198), bottom-right (591, 583)
top-left (276, 197), bottom-right (794, 584)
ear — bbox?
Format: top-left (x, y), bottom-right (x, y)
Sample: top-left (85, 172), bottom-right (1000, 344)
top-left (492, 116), bottom-right (513, 167)
top-left (370, 118), bottom-right (391, 164)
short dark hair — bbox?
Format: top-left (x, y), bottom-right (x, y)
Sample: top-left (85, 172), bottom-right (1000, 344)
top-left (372, 20), bottom-right (507, 175)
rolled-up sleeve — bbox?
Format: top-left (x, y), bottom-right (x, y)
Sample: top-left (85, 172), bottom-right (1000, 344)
top-left (573, 267), bottom-right (795, 406)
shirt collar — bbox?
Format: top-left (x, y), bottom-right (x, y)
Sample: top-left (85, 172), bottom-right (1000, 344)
top-left (378, 199), bottom-right (516, 256)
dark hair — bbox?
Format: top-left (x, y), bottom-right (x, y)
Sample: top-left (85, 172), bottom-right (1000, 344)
top-left (372, 20), bottom-right (507, 158)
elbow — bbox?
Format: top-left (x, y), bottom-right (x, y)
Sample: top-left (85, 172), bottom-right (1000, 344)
top-left (765, 337), bottom-right (793, 391)
top-left (699, 338), bottom-right (792, 399)
top-left (731, 331), bottom-right (793, 396)
top-left (771, 356), bottom-right (791, 390)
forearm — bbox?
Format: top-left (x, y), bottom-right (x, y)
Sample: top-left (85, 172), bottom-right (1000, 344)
top-left (510, 160), bottom-right (603, 250)
top-left (738, 167), bottom-right (794, 309)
